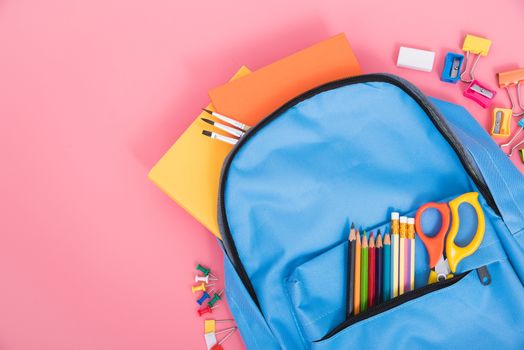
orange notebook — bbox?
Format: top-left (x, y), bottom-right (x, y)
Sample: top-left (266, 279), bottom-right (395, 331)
top-left (149, 34), bottom-right (361, 240)
top-left (209, 33), bottom-right (361, 126)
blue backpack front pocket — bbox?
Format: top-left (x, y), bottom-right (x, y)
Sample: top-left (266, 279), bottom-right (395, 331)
top-left (284, 194), bottom-right (518, 347)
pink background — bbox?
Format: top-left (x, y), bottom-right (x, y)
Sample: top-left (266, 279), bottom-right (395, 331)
top-left (1, 1), bottom-right (523, 349)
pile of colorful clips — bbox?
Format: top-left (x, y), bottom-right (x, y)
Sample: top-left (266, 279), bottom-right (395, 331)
top-left (440, 34), bottom-right (524, 161)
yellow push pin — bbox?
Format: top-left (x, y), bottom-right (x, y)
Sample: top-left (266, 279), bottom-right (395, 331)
top-left (192, 282), bottom-right (206, 294)
top-left (192, 282), bottom-right (215, 294)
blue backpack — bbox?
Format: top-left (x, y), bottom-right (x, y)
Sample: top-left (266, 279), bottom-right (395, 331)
top-left (217, 74), bottom-right (524, 349)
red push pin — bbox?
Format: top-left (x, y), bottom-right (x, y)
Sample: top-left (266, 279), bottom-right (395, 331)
top-left (197, 304), bottom-right (219, 316)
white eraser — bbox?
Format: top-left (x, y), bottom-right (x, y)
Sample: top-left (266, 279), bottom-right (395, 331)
top-left (407, 217), bottom-right (415, 224)
top-left (397, 46), bottom-right (435, 72)
top-left (391, 212), bottom-right (400, 220)
top-left (400, 216), bottom-right (408, 223)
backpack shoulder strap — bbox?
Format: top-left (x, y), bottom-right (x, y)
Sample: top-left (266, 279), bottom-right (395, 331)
top-left (431, 98), bottom-right (524, 235)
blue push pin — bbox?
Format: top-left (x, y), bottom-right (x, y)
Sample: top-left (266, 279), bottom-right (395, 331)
top-left (197, 290), bottom-right (212, 305)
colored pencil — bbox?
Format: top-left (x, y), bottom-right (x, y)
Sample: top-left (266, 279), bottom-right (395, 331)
top-left (411, 240), bottom-right (415, 290)
top-left (391, 212), bottom-right (400, 298)
top-left (408, 217), bottom-right (416, 291)
top-left (376, 231), bottom-right (383, 305)
top-left (354, 231), bottom-right (361, 315)
top-left (368, 232), bottom-right (376, 308)
top-left (405, 238), bottom-right (411, 292)
top-left (403, 218), bottom-right (413, 292)
top-left (346, 223), bottom-right (356, 318)
top-left (383, 233), bottom-right (391, 302)
top-left (360, 233), bottom-right (369, 312)
top-left (399, 216), bottom-right (407, 295)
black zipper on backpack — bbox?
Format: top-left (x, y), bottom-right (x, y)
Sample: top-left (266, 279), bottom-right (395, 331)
top-left (217, 73), bottom-right (500, 309)
top-left (318, 272), bottom-right (468, 341)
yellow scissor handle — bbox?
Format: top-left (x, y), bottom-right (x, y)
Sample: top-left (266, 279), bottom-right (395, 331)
top-left (446, 192), bottom-right (486, 273)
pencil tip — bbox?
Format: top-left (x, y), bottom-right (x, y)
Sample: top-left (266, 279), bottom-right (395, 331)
top-left (351, 222), bottom-right (355, 229)
top-left (202, 130), bottom-right (212, 137)
top-left (349, 228), bottom-right (355, 241)
top-left (202, 108), bottom-right (213, 115)
top-left (362, 234), bottom-right (368, 247)
top-left (201, 117), bottom-right (213, 125)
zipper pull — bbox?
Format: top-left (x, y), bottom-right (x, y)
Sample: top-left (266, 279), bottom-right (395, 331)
top-left (476, 266), bottom-right (491, 285)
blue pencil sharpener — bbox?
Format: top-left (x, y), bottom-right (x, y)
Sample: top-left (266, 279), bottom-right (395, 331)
top-left (441, 52), bottom-right (464, 83)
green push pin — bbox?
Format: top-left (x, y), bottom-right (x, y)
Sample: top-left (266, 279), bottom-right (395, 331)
top-left (196, 264), bottom-right (210, 276)
top-left (196, 263), bottom-right (218, 279)
top-left (208, 290), bottom-right (223, 307)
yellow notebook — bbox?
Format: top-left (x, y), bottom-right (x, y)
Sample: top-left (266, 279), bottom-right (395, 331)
top-left (148, 66), bottom-right (251, 239)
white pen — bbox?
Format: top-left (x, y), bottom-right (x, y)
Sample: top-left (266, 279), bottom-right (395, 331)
top-left (202, 130), bottom-right (238, 145)
top-left (201, 118), bottom-right (245, 138)
top-left (202, 108), bottom-right (251, 132)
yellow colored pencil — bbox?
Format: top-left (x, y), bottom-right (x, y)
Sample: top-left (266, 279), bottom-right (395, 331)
top-left (391, 212), bottom-right (400, 298)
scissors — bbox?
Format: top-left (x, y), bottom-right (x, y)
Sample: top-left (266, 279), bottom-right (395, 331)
top-left (414, 192), bottom-right (486, 283)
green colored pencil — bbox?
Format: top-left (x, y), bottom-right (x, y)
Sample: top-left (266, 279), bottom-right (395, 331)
top-left (360, 232), bottom-right (369, 312)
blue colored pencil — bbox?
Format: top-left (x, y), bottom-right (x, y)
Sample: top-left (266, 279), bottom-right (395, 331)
top-left (383, 232), bottom-right (392, 302)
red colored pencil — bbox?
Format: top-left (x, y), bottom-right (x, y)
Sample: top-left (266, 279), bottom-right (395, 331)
top-left (375, 231), bottom-right (383, 305)
top-left (368, 232), bottom-right (376, 308)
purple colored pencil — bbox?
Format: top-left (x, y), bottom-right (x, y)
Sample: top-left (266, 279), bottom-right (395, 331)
top-left (406, 218), bottom-right (415, 292)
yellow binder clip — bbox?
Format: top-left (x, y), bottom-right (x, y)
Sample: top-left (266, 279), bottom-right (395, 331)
top-left (497, 68), bottom-right (524, 117)
top-left (460, 34), bottom-right (492, 83)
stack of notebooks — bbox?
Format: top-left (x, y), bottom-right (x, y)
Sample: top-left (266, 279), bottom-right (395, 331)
top-left (148, 33), bottom-right (361, 239)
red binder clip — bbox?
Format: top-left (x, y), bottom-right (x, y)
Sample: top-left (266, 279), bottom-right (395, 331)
top-left (463, 80), bottom-right (496, 108)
